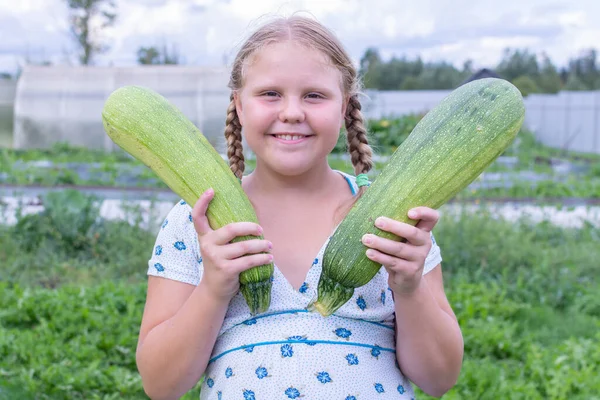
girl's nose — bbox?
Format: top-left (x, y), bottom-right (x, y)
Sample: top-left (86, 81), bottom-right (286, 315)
top-left (278, 98), bottom-right (305, 123)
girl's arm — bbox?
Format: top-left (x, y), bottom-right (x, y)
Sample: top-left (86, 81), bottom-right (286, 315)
top-left (361, 208), bottom-right (463, 397)
top-left (136, 277), bottom-right (230, 400)
top-left (136, 189), bottom-right (273, 400)
top-left (393, 265), bottom-right (464, 397)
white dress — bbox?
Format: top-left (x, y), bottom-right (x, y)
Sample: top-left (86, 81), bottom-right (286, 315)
top-left (147, 171), bottom-right (443, 400)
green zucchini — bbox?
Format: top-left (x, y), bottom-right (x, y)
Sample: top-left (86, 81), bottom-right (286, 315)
top-left (311, 78), bottom-right (525, 316)
top-left (101, 85), bottom-right (273, 315)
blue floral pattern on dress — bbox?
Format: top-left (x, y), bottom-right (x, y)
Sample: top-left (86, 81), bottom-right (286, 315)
top-left (154, 245), bottom-right (162, 256)
top-left (280, 344), bottom-right (294, 357)
top-left (225, 367), bottom-right (233, 378)
top-left (356, 295), bottom-right (367, 311)
top-left (179, 200), bottom-right (186, 205)
top-left (289, 335), bottom-right (317, 346)
top-left (285, 387), bottom-right (301, 399)
top-left (244, 346), bottom-right (254, 353)
top-left (153, 263), bottom-right (164, 272)
top-left (345, 397), bottom-right (357, 400)
top-left (217, 391), bottom-right (222, 400)
top-left (381, 290), bottom-right (386, 305)
top-left (398, 384), bottom-right (405, 394)
top-left (371, 346), bottom-right (381, 358)
top-left (334, 328), bottom-right (352, 340)
top-left (288, 335), bottom-right (307, 341)
top-left (173, 241), bottom-right (186, 251)
top-left (188, 213), bottom-right (193, 223)
top-left (161, 219), bottom-right (168, 229)
top-left (255, 366), bottom-right (268, 379)
top-left (312, 258), bottom-right (319, 265)
top-left (243, 389), bottom-right (255, 400)
top-left (206, 378), bottom-right (214, 388)
top-left (346, 354), bottom-right (359, 365)
top-left (243, 318), bottom-right (257, 326)
top-left (374, 383), bottom-right (385, 393)
top-left (299, 282), bottom-right (308, 293)
top-left (316, 371), bottom-right (332, 383)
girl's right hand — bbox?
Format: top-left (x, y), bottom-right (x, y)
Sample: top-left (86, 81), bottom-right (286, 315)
top-left (191, 188), bottom-right (273, 302)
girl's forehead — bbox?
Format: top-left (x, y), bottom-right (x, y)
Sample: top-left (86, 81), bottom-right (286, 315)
top-left (245, 41), bottom-right (336, 73)
top-left (242, 41), bottom-right (343, 87)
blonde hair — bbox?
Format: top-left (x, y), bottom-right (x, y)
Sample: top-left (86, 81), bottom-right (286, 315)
top-left (224, 15), bottom-right (373, 201)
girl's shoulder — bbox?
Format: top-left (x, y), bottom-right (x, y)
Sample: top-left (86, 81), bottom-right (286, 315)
top-left (333, 169), bottom-right (365, 196)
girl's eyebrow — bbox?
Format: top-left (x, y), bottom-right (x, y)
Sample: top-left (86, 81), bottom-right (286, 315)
top-left (251, 83), bottom-right (334, 94)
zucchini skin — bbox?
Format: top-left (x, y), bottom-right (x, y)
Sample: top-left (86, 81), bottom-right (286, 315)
top-left (312, 78), bottom-right (525, 316)
top-left (102, 85), bottom-right (273, 315)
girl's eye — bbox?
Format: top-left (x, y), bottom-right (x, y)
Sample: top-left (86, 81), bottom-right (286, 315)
top-left (307, 93), bottom-right (324, 99)
top-left (262, 91), bottom-right (278, 97)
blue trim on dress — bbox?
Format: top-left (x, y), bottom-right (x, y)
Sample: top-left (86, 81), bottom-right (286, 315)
top-left (343, 175), bottom-right (357, 196)
top-left (209, 340), bottom-right (395, 363)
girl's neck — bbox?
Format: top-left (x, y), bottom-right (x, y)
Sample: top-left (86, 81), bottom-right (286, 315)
top-left (242, 161), bottom-right (340, 201)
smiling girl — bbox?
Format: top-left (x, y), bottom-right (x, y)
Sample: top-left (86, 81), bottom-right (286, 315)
top-left (136, 14), bottom-right (463, 400)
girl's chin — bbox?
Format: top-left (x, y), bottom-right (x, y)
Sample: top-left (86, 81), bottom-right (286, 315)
top-left (260, 157), bottom-right (323, 176)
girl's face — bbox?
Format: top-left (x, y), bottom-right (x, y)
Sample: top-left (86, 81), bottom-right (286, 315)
top-left (234, 41), bottom-right (347, 177)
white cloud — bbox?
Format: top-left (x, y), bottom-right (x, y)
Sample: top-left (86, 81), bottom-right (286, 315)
top-left (0, 0), bottom-right (599, 75)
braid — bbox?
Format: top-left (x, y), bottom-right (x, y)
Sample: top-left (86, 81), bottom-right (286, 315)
top-left (224, 93), bottom-right (245, 179)
top-left (345, 95), bottom-right (373, 193)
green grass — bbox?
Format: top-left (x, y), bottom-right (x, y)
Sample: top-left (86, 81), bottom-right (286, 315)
top-left (0, 193), bottom-right (598, 399)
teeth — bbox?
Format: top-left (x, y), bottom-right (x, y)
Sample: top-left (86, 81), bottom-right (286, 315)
top-left (275, 134), bottom-right (305, 141)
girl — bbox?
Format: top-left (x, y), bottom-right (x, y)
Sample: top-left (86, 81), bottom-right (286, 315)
top-left (136, 15), bottom-right (463, 400)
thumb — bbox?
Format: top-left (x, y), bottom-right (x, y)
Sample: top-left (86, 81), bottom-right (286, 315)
top-left (192, 188), bottom-right (215, 237)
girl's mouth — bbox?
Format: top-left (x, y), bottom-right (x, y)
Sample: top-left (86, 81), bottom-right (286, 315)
top-left (270, 134), bottom-right (313, 144)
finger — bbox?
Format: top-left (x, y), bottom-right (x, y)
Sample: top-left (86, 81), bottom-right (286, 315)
top-left (212, 222), bottom-right (264, 246)
top-left (365, 248), bottom-right (416, 272)
top-left (192, 189), bottom-right (215, 237)
top-left (408, 207), bottom-right (440, 233)
top-left (375, 217), bottom-right (429, 246)
top-left (229, 253), bottom-right (274, 275)
top-left (361, 234), bottom-right (420, 261)
top-left (222, 239), bottom-right (272, 260)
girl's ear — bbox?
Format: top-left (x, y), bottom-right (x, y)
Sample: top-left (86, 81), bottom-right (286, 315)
top-left (233, 91), bottom-right (244, 126)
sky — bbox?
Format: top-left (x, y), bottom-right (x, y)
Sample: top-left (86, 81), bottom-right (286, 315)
top-left (0, 0), bottom-right (599, 75)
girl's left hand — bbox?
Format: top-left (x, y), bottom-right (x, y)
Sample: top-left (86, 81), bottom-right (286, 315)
top-left (361, 207), bottom-right (440, 296)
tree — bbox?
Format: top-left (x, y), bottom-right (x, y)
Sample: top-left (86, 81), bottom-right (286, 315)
top-left (67, 0), bottom-right (117, 65)
top-left (359, 47), bottom-right (383, 88)
top-left (536, 53), bottom-right (562, 93)
top-left (461, 59), bottom-right (474, 76)
top-left (400, 75), bottom-right (420, 90)
top-left (137, 43), bottom-right (180, 65)
top-left (512, 75), bottom-right (540, 97)
top-left (567, 49), bottom-right (598, 90)
top-left (137, 47), bottom-right (161, 65)
top-left (563, 73), bottom-right (588, 91)
top-left (496, 48), bottom-right (539, 81)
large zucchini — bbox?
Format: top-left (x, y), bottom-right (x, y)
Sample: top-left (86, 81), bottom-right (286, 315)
top-left (311, 78), bottom-right (525, 316)
top-left (102, 85), bottom-right (273, 315)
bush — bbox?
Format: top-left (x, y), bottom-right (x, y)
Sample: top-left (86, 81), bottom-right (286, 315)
top-left (1, 201), bottom-right (598, 399)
